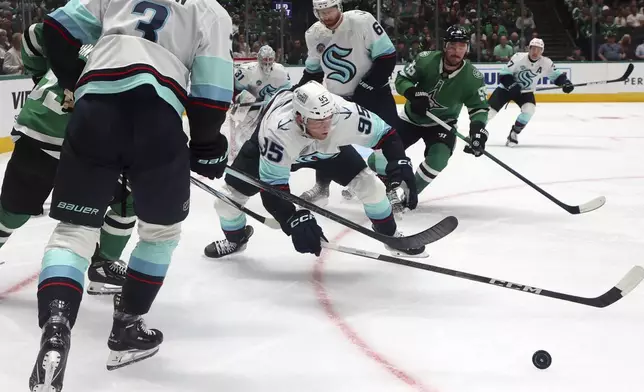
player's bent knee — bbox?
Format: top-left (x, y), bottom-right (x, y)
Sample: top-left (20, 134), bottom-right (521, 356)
top-left (137, 220), bottom-right (181, 243)
top-left (521, 102), bottom-right (536, 116)
top-left (348, 168), bottom-right (386, 204)
top-left (214, 184), bottom-right (250, 216)
top-left (46, 222), bottom-right (100, 261)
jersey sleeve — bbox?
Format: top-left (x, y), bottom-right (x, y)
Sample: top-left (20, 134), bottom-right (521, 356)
top-left (360, 12), bottom-right (395, 60)
top-left (336, 101), bottom-right (392, 149)
top-left (304, 27), bottom-right (323, 74)
top-left (46, 0), bottom-right (104, 45)
top-left (186, 9), bottom-right (234, 147)
top-left (233, 65), bottom-right (250, 92)
top-left (273, 65), bottom-right (292, 93)
top-left (21, 23), bottom-right (48, 78)
top-left (463, 66), bottom-right (489, 125)
top-left (498, 53), bottom-right (521, 88)
top-left (395, 51), bottom-right (429, 95)
top-left (545, 59), bottom-right (565, 83)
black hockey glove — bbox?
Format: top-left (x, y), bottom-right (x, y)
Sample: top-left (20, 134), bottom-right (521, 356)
top-left (189, 134), bottom-right (228, 179)
top-left (464, 121), bottom-right (488, 157)
top-left (385, 158), bottom-right (418, 210)
top-left (352, 80), bottom-right (376, 104)
top-left (561, 80), bottom-right (574, 94)
top-left (287, 209), bottom-right (327, 256)
top-left (403, 86), bottom-right (431, 116)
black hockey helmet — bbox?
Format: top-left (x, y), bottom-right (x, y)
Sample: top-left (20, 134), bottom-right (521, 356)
top-left (444, 25), bottom-right (469, 44)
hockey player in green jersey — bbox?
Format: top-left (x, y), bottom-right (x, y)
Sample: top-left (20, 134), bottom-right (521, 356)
top-left (367, 25), bottom-right (489, 214)
top-left (0, 23), bottom-right (134, 295)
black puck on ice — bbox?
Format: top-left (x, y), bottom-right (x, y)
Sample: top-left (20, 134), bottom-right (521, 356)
top-left (532, 350), bottom-right (552, 370)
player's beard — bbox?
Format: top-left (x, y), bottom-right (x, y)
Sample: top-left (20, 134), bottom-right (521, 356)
top-left (321, 12), bottom-right (343, 30)
top-left (443, 52), bottom-right (464, 69)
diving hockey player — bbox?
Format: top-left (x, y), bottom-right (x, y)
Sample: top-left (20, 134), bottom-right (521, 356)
top-left (298, 0), bottom-right (398, 206)
top-left (205, 81), bottom-right (425, 260)
top-left (487, 38), bottom-right (574, 146)
top-left (367, 25), bottom-right (489, 215)
top-left (229, 45), bottom-right (291, 159)
top-left (2, 24), bottom-right (134, 296)
top-left (30, 0), bottom-right (232, 389)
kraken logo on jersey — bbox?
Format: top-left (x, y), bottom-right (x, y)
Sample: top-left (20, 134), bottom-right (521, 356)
top-left (296, 151), bottom-right (339, 163)
top-left (516, 69), bottom-right (538, 89)
top-left (259, 85), bottom-right (278, 100)
top-left (322, 45), bottom-right (357, 84)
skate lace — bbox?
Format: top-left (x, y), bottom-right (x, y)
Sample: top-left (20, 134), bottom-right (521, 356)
top-left (302, 183), bottom-right (328, 199)
top-left (387, 189), bottom-right (404, 213)
top-left (137, 319), bottom-right (156, 336)
top-left (108, 260), bottom-right (127, 276)
top-left (215, 239), bottom-right (237, 255)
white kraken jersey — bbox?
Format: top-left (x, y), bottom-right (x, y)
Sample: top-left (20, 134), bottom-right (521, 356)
top-left (304, 10), bottom-right (395, 97)
top-left (500, 53), bottom-right (563, 92)
top-left (48, 0), bottom-right (234, 117)
top-left (257, 91), bottom-right (393, 185)
top-left (234, 62), bottom-right (292, 101)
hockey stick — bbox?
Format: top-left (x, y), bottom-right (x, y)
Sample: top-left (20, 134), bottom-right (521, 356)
top-left (322, 242), bottom-right (644, 308)
top-left (425, 110), bottom-right (606, 214)
top-left (189, 176), bottom-right (281, 229)
top-left (535, 63), bottom-right (634, 92)
top-left (224, 166), bottom-right (459, 249)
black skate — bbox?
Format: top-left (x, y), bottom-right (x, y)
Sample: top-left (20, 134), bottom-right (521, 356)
top-left (29, 300), bottom-right (72, 392)
top-left (106, 294), bottom-right (163, 371)
top-left (87, 252), bottom-right (126, 295)
top-left (204, 225), bottom-right (254, 259)
top-left (506, 127), bottom-right (521, 147)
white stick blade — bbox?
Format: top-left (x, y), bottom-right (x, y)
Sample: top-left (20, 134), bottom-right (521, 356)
top-left (615, 266), bottom-right (644, 296)
top-left (579, 196), bottom-right (606, 213)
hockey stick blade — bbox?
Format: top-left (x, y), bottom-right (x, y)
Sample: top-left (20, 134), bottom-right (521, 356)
top-left (322, 242), bottom-right (644, 308)
top-left (190, 176), bottom-right (281, 229)
top-left (536, 63), bottom-right (634, 91)
top-left (425, 111), bottom-right (606, 215)
top-left (225, 166), bottom-right (458, 249)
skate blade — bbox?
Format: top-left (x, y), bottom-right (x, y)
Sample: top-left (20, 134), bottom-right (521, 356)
top-left (506, 140), bottom-right (517, 147)
top-left (106, 347), bottom-right (160, 371)
top-left (32, 351), bottom-right (61, 392)
top-left (388, 249), bottom-right (429, 258)
top-left (86, 282), bottom-right (122, 296)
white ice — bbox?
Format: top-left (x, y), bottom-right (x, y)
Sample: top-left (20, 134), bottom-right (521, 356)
top-left (1, 103), bottom-right (644, 392)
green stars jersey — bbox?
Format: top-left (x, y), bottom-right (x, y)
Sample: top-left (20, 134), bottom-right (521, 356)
top-left (14, 23), bottom-right (91, 158)
top-left (396, 51), bottom-right (489, 127)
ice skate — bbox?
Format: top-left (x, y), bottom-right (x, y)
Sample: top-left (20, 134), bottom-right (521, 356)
top-left (106, 294), bottom-right (163, 371)
top-left (506, 128), bottom-right (521, 147)
top-left (204, 225), bottom-right (254, 259)
top-left (29, 300), bottom-right (72, 392)
top-left (86, 251), bottom-right (126, 295)
top-left (387, 187), bottom-right (407, 220)
top-left (299, 182), bottom-right (329, 207)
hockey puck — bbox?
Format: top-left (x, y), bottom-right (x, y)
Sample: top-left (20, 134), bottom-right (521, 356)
top-left (532, 350), bottom-right (552, 370)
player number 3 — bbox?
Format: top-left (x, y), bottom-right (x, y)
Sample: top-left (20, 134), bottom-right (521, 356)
top-left (132, 0), bottom-right (169, 43)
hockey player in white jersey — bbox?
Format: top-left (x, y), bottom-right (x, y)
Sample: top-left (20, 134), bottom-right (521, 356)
top-left (30, 0), bottom-right (233, 389)
top-left (204, 81), bottom-right (425, 260)
top-left (229, 45), bottom-right (291, 159)
top-left (487, 38), bottom-right (574, 146)
top-left (298, 0), bottom-right (398, 206)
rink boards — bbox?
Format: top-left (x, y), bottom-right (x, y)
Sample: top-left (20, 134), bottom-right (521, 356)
top-left (0, 61), bottom-right (641, 153)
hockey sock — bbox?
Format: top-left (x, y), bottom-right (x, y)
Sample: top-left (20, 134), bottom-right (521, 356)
top-left (216, 185), bottom-right (250, 243)
top-left (415, 143), bottom-right (450, 194)
top-left (367, 151), bottom-right (388, 176)
top-left (122, 223), bottom-right (179, 315)
top-left (315, 170), bottom-right (332, 188)
top-left (98, 195), bottom-right (136, 261)
top-left (0, 204), bottom-right (30, 249)
top-left (513, 111), bottom-right (533, 133)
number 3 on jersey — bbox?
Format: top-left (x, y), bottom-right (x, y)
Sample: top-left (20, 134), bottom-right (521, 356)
top-left (132, 0), bottom-right (169, 42)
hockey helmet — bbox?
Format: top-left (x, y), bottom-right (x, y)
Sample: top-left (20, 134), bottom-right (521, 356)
top-left (529, 38), bottom-right (545, 50)
top-left (257, 45), bottom-right (276, 75)
top-left (293, 81), bottom-right (335, 121)
top-left (444, 25), bottom-right (469, 44)
top-left (313, 0), bottom-right (343, 23)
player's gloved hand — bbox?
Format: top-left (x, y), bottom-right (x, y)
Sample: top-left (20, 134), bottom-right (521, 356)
top-left (62, 89), bottom-right (75, 113)
top-left (561, 80), bottom-right (574, 94)
top-left (507, 82), bottom-right (522, 99)
top-left (463, 121), bottom-right (488, 157)
top-left (189, 134), bottom-right (228, 179)
top-left (287, 209), bottom-right (327, 256)
top-left (403, 86), bottom-right (431, 116)
top-left (385, 158), bottom-right (418, 210)
top-left (352, 80), bottom-right (376, 105)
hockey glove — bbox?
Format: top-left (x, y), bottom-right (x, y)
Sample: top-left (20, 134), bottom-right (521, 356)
top-left (403, 87), bottom-right (431, 116)
top-left (352, 80), bottom-right (376, 104)
top-left (464, 121), bottom-right (488, 157)
top-left (561, 80), bottom-right (574, 94)
top-left (189, 134), bottom-right (228, 179)
top-left (385, 158), bottom-right (418, 210)
top-left (287, 209), bottom-right (327, 256)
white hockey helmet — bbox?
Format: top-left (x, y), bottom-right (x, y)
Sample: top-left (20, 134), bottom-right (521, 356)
top-left (293, 81), bottom-right (336, 122)
top-left (529, 38), bottom-right (545, 50)
top-left (257, 45), bottom-right (276, 75)
top-left (313, 0), bottom-right (343, 19)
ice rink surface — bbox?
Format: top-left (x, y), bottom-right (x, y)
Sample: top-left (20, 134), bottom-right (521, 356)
top-left (1, 103), bottom-right (644, 392)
